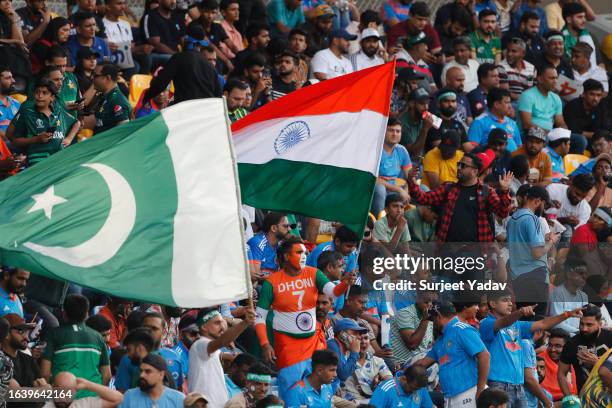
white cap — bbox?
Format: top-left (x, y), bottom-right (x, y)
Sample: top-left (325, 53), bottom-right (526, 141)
top-left (547, 128), bottom-right (571, 143)
top-left (361, 28), bottom-right (380, 40)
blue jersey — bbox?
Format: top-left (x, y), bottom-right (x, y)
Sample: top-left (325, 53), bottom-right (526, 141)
top-left (427, 317), bottom-right (486, 397)
top-left (285, 377), bottom-right (334, 408)
top-left (544, 147), bottom-right (565, 181)
top-left (370, 375), bottom-right (433, 408)
top-left (67, 35), bottom-right (112, 66)
top-left (467, 113), bottom-right (522, 152)
top-left (115, 348), bottom-right (183, 390)
top-left (247, 233), bottom-right (279, 273)
top-left (0, 287), bottom-right (23, 317)
top-left (480, 315), bottom-right (533, 384)
top-left (172, 341), bottom-right (189, 378)
top-left (0, 96), bottom-right (20, 132)
top-left (306, 241), bottom-right (358, 274)
top-left (379, 144), bottom-right (412, 179)
top-left (119, 386), bottom-right (184, 408)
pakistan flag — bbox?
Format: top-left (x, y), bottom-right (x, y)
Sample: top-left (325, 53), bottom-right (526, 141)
top-left (0, 99), bottom-right (250, 307)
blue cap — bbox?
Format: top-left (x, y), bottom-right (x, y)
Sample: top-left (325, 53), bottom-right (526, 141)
top-left (331, 29), bottom-right (358, 41)
top-left (333, 318), bottom-right (368, 333)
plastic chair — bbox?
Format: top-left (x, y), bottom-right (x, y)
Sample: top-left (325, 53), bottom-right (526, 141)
top-left (128, 74), bottom-right (152, 108)
top-left (564, 154), bottom-right (589, 176)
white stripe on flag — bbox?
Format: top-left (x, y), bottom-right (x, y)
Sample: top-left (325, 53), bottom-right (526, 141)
top-left (163, 99), bottom-right (249, 307)
top-left (233, 110), bottom-right (387, 175)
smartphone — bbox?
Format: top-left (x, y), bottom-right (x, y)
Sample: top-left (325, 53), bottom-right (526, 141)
top-left (262, 68), bottom-right (271, 79)
top-left (396, 36), bottom-right (406, 48)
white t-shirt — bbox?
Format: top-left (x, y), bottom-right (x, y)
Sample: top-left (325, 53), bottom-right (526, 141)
top-left (573, 65), bottom-right (609, 93)
top-left (188, 337), bottom-right (228, 408)
top-left (441, 59), bottom-right (479, 93)
top-left (545, 183), bottom-right (592, 226)
top-left (102, 17), bottom-right (134, 68)
top-left (310, 48), bottom-right (354, 80)
top-left (349, 50), bottom-right (384, 72)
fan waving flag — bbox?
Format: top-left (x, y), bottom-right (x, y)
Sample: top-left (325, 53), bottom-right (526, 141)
top-left (232, 62), bottom-right (396, 235)
top-left (0, 99), bottom-right (249, 307)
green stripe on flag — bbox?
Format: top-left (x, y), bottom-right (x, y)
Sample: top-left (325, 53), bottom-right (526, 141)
top-left (238, 159), bottom-right (374, 235)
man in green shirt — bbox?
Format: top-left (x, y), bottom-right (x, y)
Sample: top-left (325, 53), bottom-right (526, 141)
top-left (373, 193), bottom-right (411, 251)
top-left (7, 78), bottom-right (80, 166)
top-left (561, 2), bottom-right (596, 66)
top-left (26, 46), bottom-right (84, 116)
top-left (469, 9), bottom-right (502, 64)
top-left (40, 294), bottom-right (110, 399)
top-left (90, 64), bottom-right (131, 135)
top-left (224, 78), bottom-right (249, 123)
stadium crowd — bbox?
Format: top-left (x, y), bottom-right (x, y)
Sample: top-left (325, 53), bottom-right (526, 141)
top-left (0, 0), bottom-right (611, 407)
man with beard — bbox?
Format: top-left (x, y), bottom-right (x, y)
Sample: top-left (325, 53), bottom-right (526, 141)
top-left (502, 12), bottom-right (545, 65)
top-left (564, 79), bottom-right (606, 141)
top-left (423, 90), bottom-right (467, 159)
top-left (0, 268), bottom-right (29, 318)
top-left (469, 88), bottom-right (522, 153)
top-left (433, 66), bottom-right (473, 129)
top-left (558, 304), bottom-right (612, 396)
top-left (512, 129), bottom-right (553, 187)
top-left (2, 314), bottom-right (42, 408)
top-left (423, 128), bottom-right (465, 190)
top-left (386, 2), bottom-right (442, 61)
top-left (232, 23), bottom-right (270, 75)
top-left (549, 260), bottom-right (589, 336)
top-left (473, 129), bottom-right (513, 185)
top-left (532, 31), bottom-right (574, 80)
top-left (481, 294), bottom-right (582, 407)
top-left (438, 7), bottom-right (472, 59)
top-left (141, 313), bottom-right (183, 390)
top-left (349, 28), bottom-right (384, 72)
top-left (310, 28), bottom-right (355, 81)
top-left (121, 354), bottom-right (184, 407)
top-left (247, 212), bottom-right (292, 279)
top-left (316, 293), bottom-right (334, 344)
top-left (189, 306), bottom-right (256, 407)
top-left (400, 87), bottom-right (433, 157)
top-left (172, 314), bottom-right (199, 385)
top-left (561, 2), bottom-right (596, 67)
top-left (415, 301), bottom-right (490, 407)
top-left (300, 4), bottom-right (333, 56)
top-left (507, 186), bottom-right (560, 313)
top-left (498, 38), bottom-right (535, 102)
top-left (546, 173), bottom-right (594, 237)
top-left (409, 151), bottom-right (513, 246)
top-left (0, 67), bottom-right (20, 140)
top-left (47, 371), bottom-right (124, 408)
top-left (469, 9), bottom-right (501, 65)
top-left (115, 328), bottom-right (160, 392)
top-left (225, 363), bottom-right (274, 407)
top-left (270, 50), bottom-right (298, 100)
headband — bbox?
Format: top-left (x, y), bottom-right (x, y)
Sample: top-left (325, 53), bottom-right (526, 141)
top-left (594, 208), bottom-right (612, 227)
top-left (546, 35), bottom-right (563, 43)
top-left (246, 373), bottom-right (273, 383)
top-left (437, 91), bottom-right (456, 101)
top-left (197, 310), bottom-right (221, 327)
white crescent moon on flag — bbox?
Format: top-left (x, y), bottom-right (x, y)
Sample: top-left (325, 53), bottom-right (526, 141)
top-left (23, 163), bottom-right (137, 268)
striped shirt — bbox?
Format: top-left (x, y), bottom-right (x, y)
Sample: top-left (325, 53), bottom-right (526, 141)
top-left (498, 59), bottom-right (535, 98)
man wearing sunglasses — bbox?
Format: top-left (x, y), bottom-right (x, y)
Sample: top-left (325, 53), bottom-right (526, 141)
top-left (2, 313), bottom-right (44, 406)
top-left (247, 211), bottom-right (294, 279)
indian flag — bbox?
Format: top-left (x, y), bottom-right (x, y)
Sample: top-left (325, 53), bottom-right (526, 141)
top-left (232, 62), bottom-right (396, 235)
top-left (0, 99), bottom-right (249, 307)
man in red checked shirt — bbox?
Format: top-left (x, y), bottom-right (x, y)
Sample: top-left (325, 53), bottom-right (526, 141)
top-left (255, 235), bottom-right (355, 401)
top-left (408, 151), bottom-right (513, 280)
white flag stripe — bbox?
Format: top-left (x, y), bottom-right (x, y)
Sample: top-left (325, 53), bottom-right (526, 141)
top-left (163, 99), bottom-right (249, 307)
top-left (233, 110), bottom-right (387, 175)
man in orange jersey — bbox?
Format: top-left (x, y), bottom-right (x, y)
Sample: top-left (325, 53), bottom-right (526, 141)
top-left (255, 235), bottom-right (355, 400)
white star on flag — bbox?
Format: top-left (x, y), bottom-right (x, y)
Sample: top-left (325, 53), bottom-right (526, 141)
top-left (27, 185), bottom-right (67, 219)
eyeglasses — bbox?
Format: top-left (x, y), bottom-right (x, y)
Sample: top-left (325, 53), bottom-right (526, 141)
top-left (281, 223), bottom-right (297, 229)
top-left (364, 230), bottom-right (371, 237)
top-left (457, 162), bottom-right (476, 169)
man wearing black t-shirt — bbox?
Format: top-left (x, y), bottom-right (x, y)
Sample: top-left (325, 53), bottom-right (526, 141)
top-left (564, 79), bottom-right (607, 139)
top-left (140, 0), bottom-right (186, 67)
top-left (2, 314), bottom-right (41, 408)
top-left (271, 50), bottom-right (298, 100)
top-left (196, 0), bottom-right (240, 72)
top-left (557, 304), bottom-right (612, 396)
